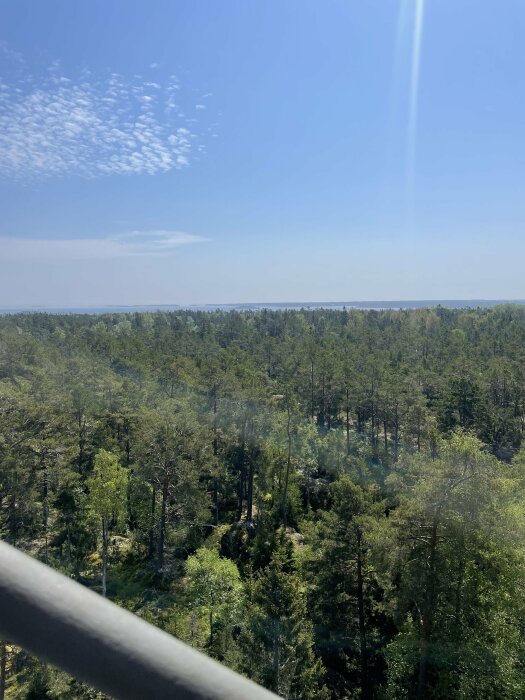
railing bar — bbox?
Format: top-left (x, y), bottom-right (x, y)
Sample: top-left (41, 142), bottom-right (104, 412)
top-left (0, 541), bottom-right (278, 700)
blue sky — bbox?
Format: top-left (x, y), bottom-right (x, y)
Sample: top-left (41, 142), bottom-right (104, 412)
top-left (0, 0), bottom-right (524, 306)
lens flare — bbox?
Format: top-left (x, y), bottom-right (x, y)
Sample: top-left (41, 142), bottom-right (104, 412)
top-left (406, 0), bottom-right (426, 228)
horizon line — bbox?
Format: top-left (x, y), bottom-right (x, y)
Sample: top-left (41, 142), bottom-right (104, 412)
top-left (1, 298), bottom-right (525, 312)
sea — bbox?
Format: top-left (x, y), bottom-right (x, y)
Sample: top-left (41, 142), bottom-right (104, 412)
top-left (0, 300), bottom-right (524, 315)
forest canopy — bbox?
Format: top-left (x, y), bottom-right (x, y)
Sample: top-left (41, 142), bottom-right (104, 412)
top-left (1, 305), bottom-right (525, 699)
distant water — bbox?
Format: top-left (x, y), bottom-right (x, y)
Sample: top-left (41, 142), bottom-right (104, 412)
top-left (1, 300), bottom-right (524, 315)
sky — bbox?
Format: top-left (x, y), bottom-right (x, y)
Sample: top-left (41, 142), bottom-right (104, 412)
top-left (0, 0), bottom-right (524, 307)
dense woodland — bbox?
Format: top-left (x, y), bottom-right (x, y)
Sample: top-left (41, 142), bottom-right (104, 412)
top-left (2, 306), bottom-right (525, 698)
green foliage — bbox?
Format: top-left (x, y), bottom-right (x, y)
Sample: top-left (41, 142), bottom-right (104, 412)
top-left (240, 542), bottom-right (328, 699)
top-left (380, 431), bottom-right (525, 698)
top-left (86, 449), bottom-right (128, 596)
top-left (183, 547), bottom-right (243, 659)
top-left (86, 449), bottom-right (128, 525)
top-left (2, 307), bottom-right (525, 698)
top-left (303, 476), bottom-right (386, 698)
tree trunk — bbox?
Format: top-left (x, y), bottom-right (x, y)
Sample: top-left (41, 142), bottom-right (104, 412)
top-left (305, 464), bottom-right (311, 511)
top-left (101, 515), bottom-right (108, 597)
top-left (0, 641), bottom-right (6, 700)
top-left (66, 525), bottom-right (72, 565)
top-left (148, 486), bottom-right (156, 559)
top-left (247, 453), bottom-right (254, 521)
top-left (311, 360), bottom-right (315, 424)
top-left (126, 466), bottom-right (136, 531)
top-left (454, 552), bottom-right (466, 626)
top-left (356, 526), bottom-right (370, 699)
top-left (357, 407), bottom-right (364, 433)
top-left (272, 619), bottom-right (280, 695)
top-left (8, 493), bottom-right (17, 545)
top-left (213, 395), bottom-right (219, 525)
top-left (235, 445), bottom-right (245, 522)
top-left (393, 401), bottom-right (400, 461)
top-left (281, 408), bottom-right (292, 529)
top-left (417, 621), bottom-right (431, 700)
top-left (77, 410), bottom-right (86, 473)
top-left (346, 387), bottom-right (351, 455)
top-left (42, 458), bottom-right (49, 563)
top-left (319, 373), bottom-right (326, 428)
top-left (213, 477), bottom-right (219, 526)
top-left (125, 432), bottom-right (131, 468)
top-left (157, 472), bottom-right (169, 571)
top-left (416, 518), bottom-right (438, 700)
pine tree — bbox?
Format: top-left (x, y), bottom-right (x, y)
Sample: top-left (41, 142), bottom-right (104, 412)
top-left (240, 541), bottom-right (328, 699)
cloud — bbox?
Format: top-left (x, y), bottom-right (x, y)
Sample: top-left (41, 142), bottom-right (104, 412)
top-left (0, 54), bottom-right (212, 179)
top-left (0, 41), bottom-right (24, 66)
top-left (0, 230), bottom-right (208, 261)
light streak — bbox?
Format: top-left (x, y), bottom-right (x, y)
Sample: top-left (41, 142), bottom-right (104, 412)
top-left (405, 0), bottom-right (426, 231)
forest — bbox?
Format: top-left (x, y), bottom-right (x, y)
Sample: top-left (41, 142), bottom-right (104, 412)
top-left (1, 305), bottom-right (525, 699)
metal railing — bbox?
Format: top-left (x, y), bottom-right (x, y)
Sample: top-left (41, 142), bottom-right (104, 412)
top-left (0, 540), bottom-right (278, 700)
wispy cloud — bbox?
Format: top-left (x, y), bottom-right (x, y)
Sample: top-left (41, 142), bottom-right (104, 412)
top-left (0, 51), bottom-right (211, 179)
top-left (0, 41), bottom-right (24, 67)
top-left (0, 230), bottom-right (208, 261)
